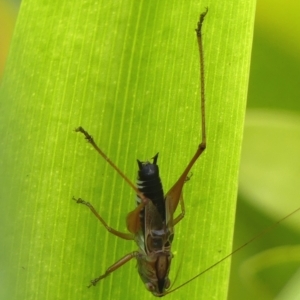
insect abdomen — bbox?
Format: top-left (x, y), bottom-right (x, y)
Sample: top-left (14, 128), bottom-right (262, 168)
top-left (137, 153), bottom-right (165, 222)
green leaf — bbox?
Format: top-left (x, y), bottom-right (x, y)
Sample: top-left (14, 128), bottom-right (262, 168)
top-left (0, 1), bottom-right (255, 299)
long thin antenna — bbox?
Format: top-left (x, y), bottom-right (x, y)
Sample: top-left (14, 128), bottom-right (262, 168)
top-left (166, 206), bottom-right (300, 295)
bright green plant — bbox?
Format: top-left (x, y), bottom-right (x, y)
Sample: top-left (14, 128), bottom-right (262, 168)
top-left (0, 1), bottom-right (255, 299)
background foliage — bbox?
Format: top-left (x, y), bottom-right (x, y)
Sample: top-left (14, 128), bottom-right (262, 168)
top-left (229, 1), bottom-right (300, 299)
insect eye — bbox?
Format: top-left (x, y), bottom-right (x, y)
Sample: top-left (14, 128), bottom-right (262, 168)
top-left (145, 282), bottom-right (155, 291)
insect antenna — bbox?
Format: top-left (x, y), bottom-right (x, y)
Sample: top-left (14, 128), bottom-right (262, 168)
top-left (164, 206), bottom-right (300, 295)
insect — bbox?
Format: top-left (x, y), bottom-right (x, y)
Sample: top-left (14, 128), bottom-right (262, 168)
top-left (73, 9), bottom-right (208, 297)
top-left (73, 9), bottom-right (300, 297)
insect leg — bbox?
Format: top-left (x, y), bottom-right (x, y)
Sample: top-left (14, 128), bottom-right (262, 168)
top-left (87, 251), bottom-right (140, 287)
top-left (75, 127), bottom-right (150, 234)
top-left (165, 8), bottom-right (208, 222)
top-left (171, 175), bottom-right (192, 225)
top-left (73, 197), bottom-right (134, 240)
top-left (172, 193), bottom-right (185, 226)
top-left (75, 126), bottom-right (149, 205)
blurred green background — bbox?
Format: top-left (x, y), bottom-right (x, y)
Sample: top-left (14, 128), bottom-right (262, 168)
top-left (1, 0), bottom-right (299, 299)
top-left (230, 1), bottom-right (300, 300)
